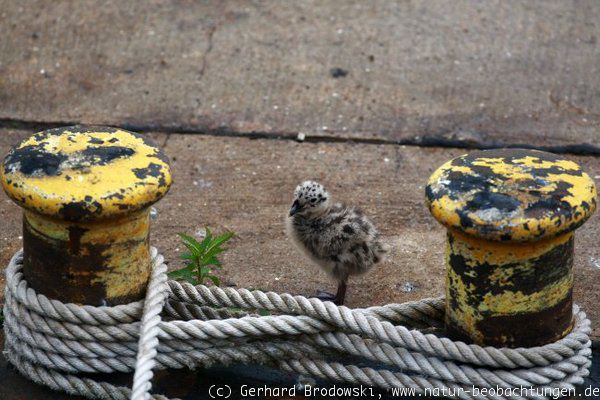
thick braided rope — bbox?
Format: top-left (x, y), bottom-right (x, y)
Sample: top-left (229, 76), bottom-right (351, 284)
top-left (131, 249), bottom-right (169, 400)
top-left (3, 249), bottom-right (593, 400)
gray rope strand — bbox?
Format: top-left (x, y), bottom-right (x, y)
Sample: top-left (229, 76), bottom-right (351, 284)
top-left (3, 249), bottom-right (593, 400)
top-left (131, 248), bottom-right (169, 400)
top-left (5, 349), bottom-right (171, 400)
top-left (166, 281), bottom-right (591, 369)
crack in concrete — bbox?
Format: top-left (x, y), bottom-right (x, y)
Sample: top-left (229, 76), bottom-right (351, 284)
top-left (198, 24), bottom-right (217, 81)
top-left (197, 2), bottom-right (227, 83)
top-left (161, 133), bottom-right (172, 149)
top-left (549, 91), bottom-right (600, 118)
top-left (0, 118), bottom-right (599, 156)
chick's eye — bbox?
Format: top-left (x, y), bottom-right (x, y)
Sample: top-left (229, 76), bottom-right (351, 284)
top-left (310, 198), bottom-right (317, 203)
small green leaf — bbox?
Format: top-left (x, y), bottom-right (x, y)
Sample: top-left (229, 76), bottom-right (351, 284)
top-left (204, 245), bottom-right (225, 256)
top-left (178, 233), bottom-right (202, 253)
top-left (178, 232), bottom-right (199, 244)
top-left (181, 242), bottom-right (195, 253)
top-left (208, 275), bottom-right (221, 286)
top-left (179, 252), bottom-right (194, 260)
top-left (167, 269), bottom-right (185, 278)
top-left (168, 268), bottom-right (197, 285)
top-left (199, 227), bottom-right (212, 246)
top-left (203, 256), bottom-right (221, 267)
top-left (204, 233), bottom-right (234, 255)
top-left (184, 262), bottom-right (196, 270)
top-left (200, 266), bottom-right (211, 275)
top-left (198, 235), bottom-right (212, 252)
top-left (211, 231), bottom-right (235, 247)
top-left (257, 309), bottom-right (271, 316)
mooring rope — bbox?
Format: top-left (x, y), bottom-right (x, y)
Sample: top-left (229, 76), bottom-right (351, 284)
top-left (3, 249), bottom-right (592, 400)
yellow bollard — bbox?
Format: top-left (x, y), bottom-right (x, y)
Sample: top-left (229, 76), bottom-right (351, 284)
top-left (426, 149), bottom-right (596, 347)
top-left (1, 126), bottom-right (172, 305)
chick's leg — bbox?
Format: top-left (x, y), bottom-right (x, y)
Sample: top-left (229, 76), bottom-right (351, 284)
top-left (314, 263), bottom-right (346, 303)
top-left (314, 280), bottom-right (346, 305)
top-left (333, 279), bottom-right (347, 305)
top-left (315, 290), bottom-right (337, 302)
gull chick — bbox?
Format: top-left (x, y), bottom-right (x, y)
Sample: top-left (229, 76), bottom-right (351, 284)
top-left (286, 181), bottom-right (389, 305)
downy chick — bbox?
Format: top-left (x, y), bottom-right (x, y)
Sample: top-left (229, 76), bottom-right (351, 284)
top-left (286, 181), bottom-right (389, 305)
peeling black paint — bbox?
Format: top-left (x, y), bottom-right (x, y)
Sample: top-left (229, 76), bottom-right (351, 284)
top-left (446, 231), bottom-right (575, 346)
top-left (3, 143), bottom-right (134, 177)
top-left (88, 137), bottom-right (105, 144)
top-left (103, 192), bottom-right (125, 200)
top-left (448, 236), bottom-right (573, 301)
top-left (3, 146), bottom-right (68, 176)
top-left (59, 200), bottom-right (103, 221)
top-left (23, 217), bottom-right (106, 305)
top-left (132, 162), bottom-right (167, 186)
top-left (2, 126), bottom-right (172, 221)
top-left (465, 191), bottom-right (521, 213)
top-left (435, 171), bottom-right (493, 201)
top-left (79, 146), bottom-right (135, 165)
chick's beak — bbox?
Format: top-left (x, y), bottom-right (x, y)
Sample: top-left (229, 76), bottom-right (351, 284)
top-left (289, 200), bottom-right (301, 216)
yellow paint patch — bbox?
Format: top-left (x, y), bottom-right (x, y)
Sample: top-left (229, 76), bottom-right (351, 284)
top-left (481, 273), bottom-right (573, 314)
top-left (445, 260), bottom-right (482, 342)
top-left (449, 229), bottom-right (572, 265)
top-left (92, 232), bottom-right (150, 299)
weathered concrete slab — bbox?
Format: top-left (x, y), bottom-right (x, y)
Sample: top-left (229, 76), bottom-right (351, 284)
top-left (1, 1), bottom-right (599, 148)
top-left (1, 129), bottom-right (599, 340)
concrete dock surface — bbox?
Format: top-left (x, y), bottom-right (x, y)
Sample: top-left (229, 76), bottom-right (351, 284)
top-left (0, 1), bottom-right (598, 398)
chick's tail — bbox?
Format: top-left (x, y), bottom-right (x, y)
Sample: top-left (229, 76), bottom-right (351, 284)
top-left (374, 240), bottom-right (391, 263)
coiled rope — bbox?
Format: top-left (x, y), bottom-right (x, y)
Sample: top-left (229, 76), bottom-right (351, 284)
top-left (3, 248), bottom-right (592, 400)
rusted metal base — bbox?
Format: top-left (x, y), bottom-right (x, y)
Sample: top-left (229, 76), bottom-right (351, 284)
top-left (22, 210), bottom-right (151, 305)
top-left (445, 229), bottom-right (575, 347)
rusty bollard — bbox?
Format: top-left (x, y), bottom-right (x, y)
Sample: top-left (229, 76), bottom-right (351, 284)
top-left (0, 126), bottom-right (172, 305)
top-left (425, 149), bottom-right (596, 347)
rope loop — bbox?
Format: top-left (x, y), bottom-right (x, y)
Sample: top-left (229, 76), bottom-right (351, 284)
top-left (3, 249), bottom-right (592, 400)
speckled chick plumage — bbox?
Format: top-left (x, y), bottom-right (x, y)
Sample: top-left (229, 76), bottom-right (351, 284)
top-left (286, 181), bottom-right (389, 283)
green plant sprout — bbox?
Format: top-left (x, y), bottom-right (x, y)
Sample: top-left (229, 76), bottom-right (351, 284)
top-left (168, 229), bottom-right (234, 286)
top-left (168, 229), bottom-right (271, 316)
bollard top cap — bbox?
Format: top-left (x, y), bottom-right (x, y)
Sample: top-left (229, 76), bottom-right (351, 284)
top-left (425, 149), bottom-right (597, 241)
top-left (1, 126), bottom-right (172, 221)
